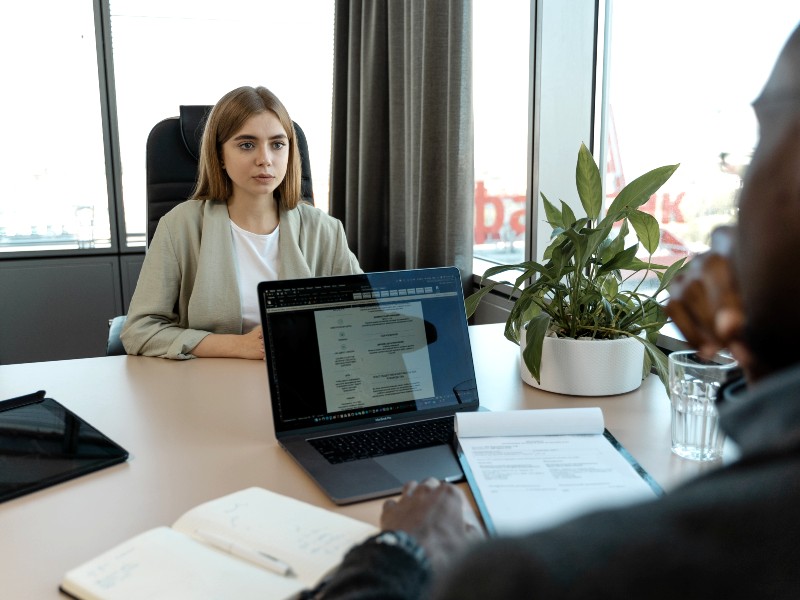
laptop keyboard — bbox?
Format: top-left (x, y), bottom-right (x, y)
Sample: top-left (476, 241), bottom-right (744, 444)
top-left (309, 417), bottom-right (455, 464)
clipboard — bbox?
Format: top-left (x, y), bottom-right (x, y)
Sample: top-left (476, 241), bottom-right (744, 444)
top-left (455, 408), bottom-right (663, 537)
top-left (0, 390), bottom-right (129, 503)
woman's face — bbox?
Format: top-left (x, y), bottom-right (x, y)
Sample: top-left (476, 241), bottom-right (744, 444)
top-left (221, 110), bottom-right (289, 202)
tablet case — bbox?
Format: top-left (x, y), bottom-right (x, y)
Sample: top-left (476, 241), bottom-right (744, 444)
top-left (0, 390), bottom-right (129, 503)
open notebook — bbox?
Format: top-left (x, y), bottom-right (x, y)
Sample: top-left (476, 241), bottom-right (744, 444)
top-left (60, 487), bottom-right (378, 600)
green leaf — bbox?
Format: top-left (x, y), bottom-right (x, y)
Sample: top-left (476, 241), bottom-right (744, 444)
top-left (464, 283), bottom-right (498, 317)
top-left (541, 193), bottom-right (565, 229)
top-left (598, 244), bottom-right (638, 274)
top-left (599, 275), bottom-right (619, 300)
top-left (600, 296), bottom-right (615, 321)
top-left (654, 257), bottom-right (687, 295)
top-left (600, 223), bottom-right (626, 264)
top-left (627, 210), bottom-right (661, 256)
top-left (642, 336), bottom-right (669, 393)
top-left (627, 257), bottom-right (668, 272)
top-left (576, 143), bottom-right (602, 220)
top-left (520, 299), bottom-right (543, 325)
top-left (521, 313), bottom-right (552, 383)
top-left (480, 262), bottom-right (527, 283)
top-left (563, 227), bottom-right (591, 271)
top-left (548, 236), bottom-right (575, 275)
top-left (585, 224), bottom-right (613, 264)
top-left (561, 201), bottom-right (577, 229)
top-left (601, 163), bottom-right (679, 228)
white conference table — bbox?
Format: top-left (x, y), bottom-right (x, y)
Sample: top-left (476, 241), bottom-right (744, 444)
top-left (0, 323), bottom-right (723, 598)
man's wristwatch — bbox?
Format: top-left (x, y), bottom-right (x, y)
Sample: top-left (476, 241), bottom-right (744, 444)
top-left (366, 530), bottom-right (430, 568)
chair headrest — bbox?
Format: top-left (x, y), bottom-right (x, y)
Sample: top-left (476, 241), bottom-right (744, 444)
top-left (179, 105), bottom-right (212, 161)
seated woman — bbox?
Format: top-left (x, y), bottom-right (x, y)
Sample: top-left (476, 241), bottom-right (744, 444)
top-left (121, 86), bottom-right (362, 360)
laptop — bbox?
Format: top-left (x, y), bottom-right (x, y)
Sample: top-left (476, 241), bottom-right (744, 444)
top-left (257, 266), bottom-right (480, 505)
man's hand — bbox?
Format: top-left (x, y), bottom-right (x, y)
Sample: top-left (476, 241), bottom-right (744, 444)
top-left (380, 478), bottom-right (485, 573)
top-left (665, 226), bottom-right (751, 372)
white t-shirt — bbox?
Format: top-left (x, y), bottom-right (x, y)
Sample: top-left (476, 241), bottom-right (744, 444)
top-left (229, 220), bottom-right (279, 331)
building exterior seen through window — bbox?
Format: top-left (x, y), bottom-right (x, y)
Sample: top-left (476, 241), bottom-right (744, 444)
top-left (0, 2), bottom-right (110, 252)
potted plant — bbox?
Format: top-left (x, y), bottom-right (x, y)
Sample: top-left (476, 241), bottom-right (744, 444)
top-left (466, 143), bottom-right (686, 395)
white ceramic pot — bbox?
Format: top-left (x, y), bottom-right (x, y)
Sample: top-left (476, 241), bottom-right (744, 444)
top-left (519, 329), bottom-right (646, 396)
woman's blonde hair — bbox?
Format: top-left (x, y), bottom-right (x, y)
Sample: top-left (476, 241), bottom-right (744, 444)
top-left (191, 86), bottom-right (301, 210)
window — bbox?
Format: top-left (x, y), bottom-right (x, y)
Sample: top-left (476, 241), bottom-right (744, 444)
top-left (472, 1), bottom-right (530, 269)
top-left (0, 1), bottom-right (110, 253)
top-left (471, 0), bottom-right (799, 303)
top-left (109, 0), bottom-right (336, 247)
top-left (601, 0), bottom-right (800, 268)
top-left (471, 0), bottom-right (597, 281)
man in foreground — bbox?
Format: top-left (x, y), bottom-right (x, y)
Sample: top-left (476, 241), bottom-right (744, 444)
top-left (305, 22), bottom-right (800, 600)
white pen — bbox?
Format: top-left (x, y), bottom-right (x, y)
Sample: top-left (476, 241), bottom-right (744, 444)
top-left (194, 529), bottom-right (294, 576)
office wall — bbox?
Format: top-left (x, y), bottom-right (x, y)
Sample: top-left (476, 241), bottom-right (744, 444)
top-left (0, 254), bottom-right (143, 365)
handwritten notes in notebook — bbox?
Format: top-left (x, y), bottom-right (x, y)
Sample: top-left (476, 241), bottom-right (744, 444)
top-left (60, 487), bottom-right (378, 600)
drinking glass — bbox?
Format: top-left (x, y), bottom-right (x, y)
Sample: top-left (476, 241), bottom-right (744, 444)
top-left (668, 350), bottom-right (738, 461)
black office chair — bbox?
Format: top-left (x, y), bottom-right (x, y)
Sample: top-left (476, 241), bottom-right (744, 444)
top-left (106, 106), bottom-right (315, 355)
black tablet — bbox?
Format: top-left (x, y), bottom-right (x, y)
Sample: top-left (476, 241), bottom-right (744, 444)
top-left (0, 390), bottom-right (129, 503)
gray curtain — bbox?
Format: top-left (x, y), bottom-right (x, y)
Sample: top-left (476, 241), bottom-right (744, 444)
top-left (329, 0), bottom-right (474, 288)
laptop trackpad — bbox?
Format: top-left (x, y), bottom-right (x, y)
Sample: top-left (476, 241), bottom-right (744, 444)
top-left (374, 446), bottom-right (464, 484)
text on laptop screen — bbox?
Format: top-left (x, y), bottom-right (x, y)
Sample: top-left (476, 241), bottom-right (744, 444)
top-left (259, 269), bottom-right (478, 434)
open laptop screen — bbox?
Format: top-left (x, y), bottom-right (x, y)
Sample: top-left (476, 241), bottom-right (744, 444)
top-left (258, 267), bottom-right (479, 435)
